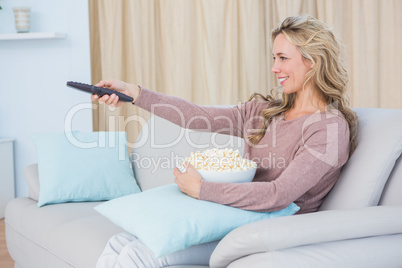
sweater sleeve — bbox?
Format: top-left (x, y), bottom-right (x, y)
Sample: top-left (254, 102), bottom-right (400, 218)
top-left (199, 116), bottom-right (350, 213)
top-left (134, 86), bottom-right (245, 137)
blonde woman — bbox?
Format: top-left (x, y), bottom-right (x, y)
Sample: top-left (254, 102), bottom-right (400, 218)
top-left (94, 14), bottom-right (358, 268)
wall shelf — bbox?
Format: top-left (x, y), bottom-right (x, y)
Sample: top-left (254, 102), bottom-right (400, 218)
top-left (0, 32), bottom-right (66, 41)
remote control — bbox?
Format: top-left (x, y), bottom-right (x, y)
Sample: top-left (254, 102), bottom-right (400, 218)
top-left (67, 81), bottom-right (134, 102)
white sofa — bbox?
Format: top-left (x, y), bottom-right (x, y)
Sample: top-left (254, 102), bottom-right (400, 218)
top-left (5, 107), bottom-right (402, 268)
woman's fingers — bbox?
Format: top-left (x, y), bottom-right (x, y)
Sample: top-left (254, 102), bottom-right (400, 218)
top-left (111, 95), bottom-right (120, 106)
top-left (91, 94), bottom-right (99, 102)
top-left (97, 95), bottom-right (108, 104)
top-left (96, 79), bottom-right (114, 89)
top-left (103, 94), bottom-right (119, 106)
top-left (95, 81), bottom-right (104, 87)
top-left (93, 93), bottom-right (122, 107)
top-left (93, 80), bottom-right (132, 107)
top-left (173, 167), bottom-right (182, 177)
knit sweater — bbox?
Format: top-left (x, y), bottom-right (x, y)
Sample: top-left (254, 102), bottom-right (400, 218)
top-left (135, 87), bottom-right (350, 214)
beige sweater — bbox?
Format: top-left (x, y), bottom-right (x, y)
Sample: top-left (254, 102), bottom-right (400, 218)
top-left (135, 87), bottom-right (350, 214)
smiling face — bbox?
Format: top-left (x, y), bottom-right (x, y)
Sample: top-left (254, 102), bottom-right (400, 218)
top-left (271, 33), bottom-right (313, 95)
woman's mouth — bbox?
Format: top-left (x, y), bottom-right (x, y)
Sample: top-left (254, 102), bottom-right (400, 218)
top-left (279, 77), bottom-right (289, 85)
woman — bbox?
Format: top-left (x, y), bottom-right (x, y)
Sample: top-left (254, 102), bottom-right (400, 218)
top-left (94, 14), bottom-right (358, 268)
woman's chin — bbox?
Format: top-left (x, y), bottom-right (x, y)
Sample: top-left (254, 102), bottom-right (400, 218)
top-left (282, 87), bottom-right (293, 95)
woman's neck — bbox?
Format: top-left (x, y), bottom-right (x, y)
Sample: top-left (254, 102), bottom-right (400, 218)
top-left (284, 88), bottom-right (326, 121)
top-left (293, 87), bottom-right (326, 113)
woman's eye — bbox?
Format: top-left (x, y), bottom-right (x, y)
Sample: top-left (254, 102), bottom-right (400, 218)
top-left (272, 56), bottom-right (287, 61)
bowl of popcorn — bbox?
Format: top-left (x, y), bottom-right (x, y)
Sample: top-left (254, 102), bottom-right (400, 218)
top-left (179, 148), bottom-right (257, 183)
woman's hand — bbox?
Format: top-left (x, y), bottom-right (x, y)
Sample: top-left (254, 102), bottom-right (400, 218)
top-left (174, 162), bottom-right (202, 199)
top-left (91, 79), bottom-right (141, 107)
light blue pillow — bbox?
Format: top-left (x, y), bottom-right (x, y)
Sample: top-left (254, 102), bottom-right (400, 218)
top-left (95, 184), bottom-right (299, 257)
top-left (33, 131), bottom-right (141, 207)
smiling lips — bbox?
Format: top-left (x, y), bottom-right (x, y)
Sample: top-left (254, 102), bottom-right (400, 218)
top-left (278, 77), bottom-right (289, 85)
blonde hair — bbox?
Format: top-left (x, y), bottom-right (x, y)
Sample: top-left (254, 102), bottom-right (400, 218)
top-left (248, 14), bottom-right (358, 156)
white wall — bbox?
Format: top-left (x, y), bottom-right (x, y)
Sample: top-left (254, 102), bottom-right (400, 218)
top-left (0, 0), bottom-right (92, 197)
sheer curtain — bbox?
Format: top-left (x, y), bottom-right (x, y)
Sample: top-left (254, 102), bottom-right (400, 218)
top-left (89, 0), bottom-right (402, 147)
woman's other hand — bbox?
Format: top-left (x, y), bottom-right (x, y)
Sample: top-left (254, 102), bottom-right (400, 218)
top-left (91, 79), bottom-right (141, 107)
top-left (174, 162), bottom-right (202, 199)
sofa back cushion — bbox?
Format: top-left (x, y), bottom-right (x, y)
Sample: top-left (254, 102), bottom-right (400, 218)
top-left (132, 115), bottom-right (244, 191)
top-left (24, 163), bottom-right (40, 201)
top-left (379, 154), bottom-right (402, 206)
top-left (319, 108), bottom-right (402, 211)
top-left (134, 108), bottom-right (402, 208)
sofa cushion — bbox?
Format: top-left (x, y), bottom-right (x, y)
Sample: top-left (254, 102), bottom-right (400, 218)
top-left (5, 198), bottom-right (124, 268)
top-left (320, 108), bottom-right (402, 210)
top-left (33, 131), bottom-right (141, 207)
top-left (131, 115), bottom-right (244, 191)
top-left (24, 163), bottom-right (40, 201)
top-left (95, 184), bottom-right (299, 257)
top-left (379, 154), bottom-right (402, 205)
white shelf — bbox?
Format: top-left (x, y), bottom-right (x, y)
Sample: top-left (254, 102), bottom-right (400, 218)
top-left (0, 32), bottom-right (66, 41)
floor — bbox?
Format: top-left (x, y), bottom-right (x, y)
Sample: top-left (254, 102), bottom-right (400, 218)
top-left (0, 219), bottom-right (15, 268)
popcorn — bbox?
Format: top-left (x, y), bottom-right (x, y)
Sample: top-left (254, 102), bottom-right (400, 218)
top-left (183, 148), bottom-right (257, 172)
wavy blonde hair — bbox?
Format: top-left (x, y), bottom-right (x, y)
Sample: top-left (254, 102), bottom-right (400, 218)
top-left (248, 14), bottom-right (358, 156)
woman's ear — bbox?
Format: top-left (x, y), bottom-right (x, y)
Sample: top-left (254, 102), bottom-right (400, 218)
top-left (306, 58), bottom-right (314, 69)
top-left (302, 57), bottom-right (314, 69)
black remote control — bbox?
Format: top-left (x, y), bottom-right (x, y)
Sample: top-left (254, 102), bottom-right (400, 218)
top-left (67, 81), bottom-right (134, 102)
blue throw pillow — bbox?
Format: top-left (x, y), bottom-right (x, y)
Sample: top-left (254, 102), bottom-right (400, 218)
top-left (33, 131), bottom-right (141, 207)
top-left (95, 184), bottom-right (299, 257)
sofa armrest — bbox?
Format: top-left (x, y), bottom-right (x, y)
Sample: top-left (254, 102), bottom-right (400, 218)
top-left (210, 205), bottom-right (402, 268)
top-left (226, 233), bottom-right (402, 268)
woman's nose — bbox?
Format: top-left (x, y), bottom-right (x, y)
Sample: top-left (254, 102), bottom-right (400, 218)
top-left (271, 60), bottom-right (280, 74)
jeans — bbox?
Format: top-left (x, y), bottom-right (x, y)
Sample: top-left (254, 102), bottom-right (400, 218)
top-left (96, 232), bottom-right (219, 268)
